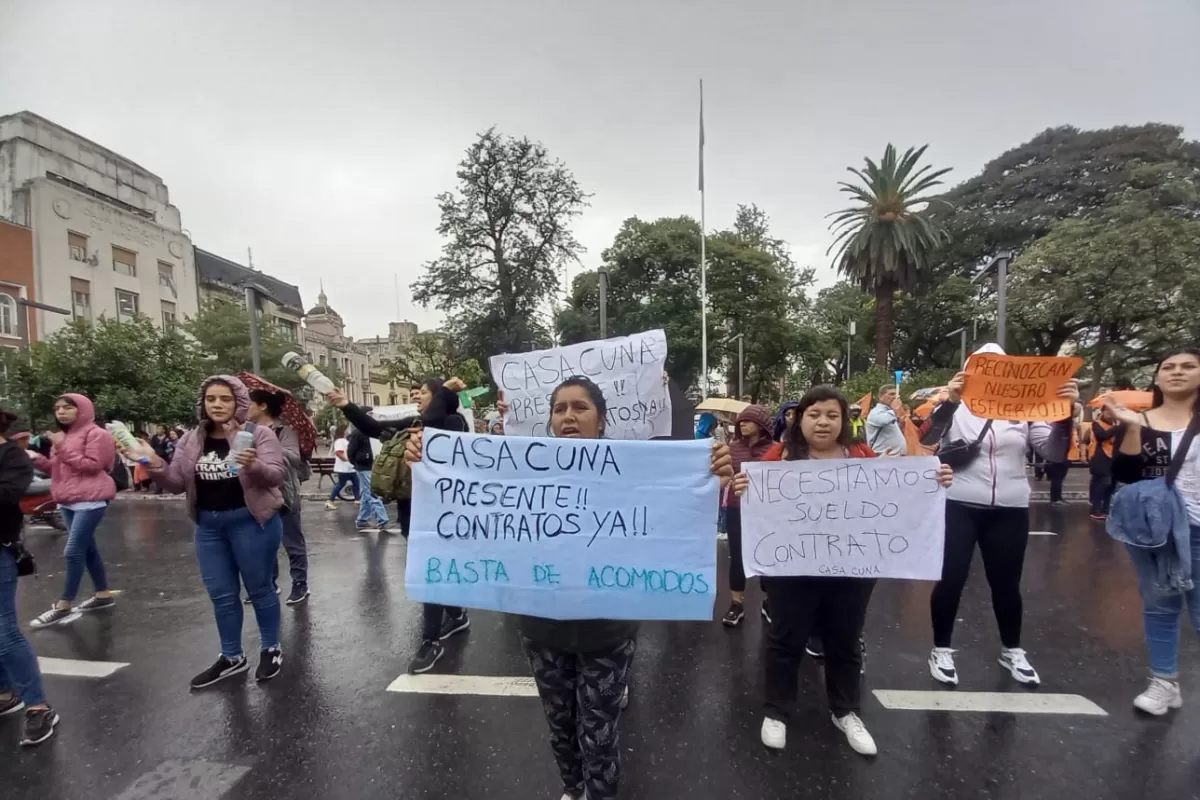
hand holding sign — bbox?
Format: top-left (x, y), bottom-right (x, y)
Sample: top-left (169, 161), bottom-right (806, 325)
top-left (959, 354), bottom-right (1083, 422)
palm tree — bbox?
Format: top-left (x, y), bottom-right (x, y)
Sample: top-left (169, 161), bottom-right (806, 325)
top-left (828, 144), bottom-right (951, 368)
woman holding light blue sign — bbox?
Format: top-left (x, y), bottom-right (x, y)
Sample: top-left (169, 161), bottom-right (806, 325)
top-left (408, 375), bottom-right (733, 800)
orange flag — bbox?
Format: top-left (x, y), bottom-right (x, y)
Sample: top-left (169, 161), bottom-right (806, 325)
top-left (856, 392), bottom-right (872, 411)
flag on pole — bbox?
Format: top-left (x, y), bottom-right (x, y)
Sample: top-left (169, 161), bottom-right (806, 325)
top-left (698, 79), bottom-right (705, 192)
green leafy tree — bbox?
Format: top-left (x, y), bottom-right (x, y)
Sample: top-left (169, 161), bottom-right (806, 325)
top-left (1008, 215), bottom-right (1200, 397)
top-left (828, 144), bottom-right (952, 367)
top-left (3, 317), bottom-right (207, 429)
top-left (313, 403), bottom-right (345, 439)
top-left (384, 332), bottom-right (486, 390)
top-left (807, 282), bottom-right (875, 383)
top-left (556, 209), bottom-right (823, 400)
top-left (185, 296), bottom-right (343, 396)
top-left (412, 128), bottom-right (590, 367)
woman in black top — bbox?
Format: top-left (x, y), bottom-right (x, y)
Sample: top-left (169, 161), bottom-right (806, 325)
top-left (329, 377), bottom-right (471, 674)
top-left (0, 408), bottom-right (59, 746)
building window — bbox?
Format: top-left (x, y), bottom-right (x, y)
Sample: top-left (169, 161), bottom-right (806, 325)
top-left (68, 231), bottom-right (88, 263)
top-left (158, 262), bottom-right (176, 295)
top-left (71, 278), bottom-right (92, 320)
top-left (0, 294), bottom-right (16, 337)
top-left (318, 353), bottom-right (326, 366)
top-left (113, 246), bottom-right (137, 277)
top-left (276, 318), bottom-right (298, 342)
top-left (115, 289), bottom-right (139, 322)
top-left (373, 394), bottom-right (381, 406)
top-left (161, 300), bottom-right (177, 330)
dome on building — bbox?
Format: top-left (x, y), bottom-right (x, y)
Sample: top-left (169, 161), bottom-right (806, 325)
top-left (305, 286), bottom-right (341, 319)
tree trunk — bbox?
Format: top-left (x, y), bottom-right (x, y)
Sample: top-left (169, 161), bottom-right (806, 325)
top-left (874, 284), bottom-right (894, 369)
top-left (1086, 322), bottom-right (1109, 403)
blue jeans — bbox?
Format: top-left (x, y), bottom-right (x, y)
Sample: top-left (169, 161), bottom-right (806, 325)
top-left (329, 471), bottom-right (360, 502)
top-left (0, 547), bottom-right (46, 706)
top-left (1128, 524), bottom-right (1200, 678)
top-left (355, 470), bottom-right (388, 526)
top-left (195, 507), bottom-right (283, 659)
top-left (61, 505), bottom-right (109, 602)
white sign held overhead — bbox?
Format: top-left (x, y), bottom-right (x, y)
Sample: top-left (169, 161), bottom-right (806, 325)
top-left (739, 456), bottom-right (947, 580)
top-left (489, 330), bottom-right (672, 440)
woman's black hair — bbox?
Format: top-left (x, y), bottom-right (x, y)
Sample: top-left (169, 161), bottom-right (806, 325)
top-left (0, 409), bottom-right (18, 436)
top-left (1151, 347), bottom-right (1200, 410)
top-left (781, 385), bottom-right (852, 461)
top-left (248, 388), bottom-right (287, 419)
top-left (55, 395), bottom-right (78, 408)
top-left (547, 376), bottom-right (608, 437)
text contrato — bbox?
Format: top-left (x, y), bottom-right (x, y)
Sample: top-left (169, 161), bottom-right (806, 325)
top-left (751, 530), bottom-right (909, 569)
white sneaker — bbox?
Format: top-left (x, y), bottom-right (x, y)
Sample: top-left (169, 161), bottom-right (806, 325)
top-left (1133, 677), bottom-right (1182, 715)
top-left (998, 648), bottom-right (1040, 685)
top-left (760, 717), bottom-right (786, 750)
top-left (324, 501), bottom-right (336, 510)
top-left (929, 647), bottom-right (958, 685)
top-left (831, 712), bottom-right (877, 756)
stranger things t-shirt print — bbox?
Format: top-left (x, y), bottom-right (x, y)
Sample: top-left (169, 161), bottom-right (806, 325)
top-left (194, 437), bottom-right (247, 511)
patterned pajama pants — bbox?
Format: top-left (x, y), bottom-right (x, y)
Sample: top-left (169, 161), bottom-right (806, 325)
top-left (523, 637), bottom-right (636, 800)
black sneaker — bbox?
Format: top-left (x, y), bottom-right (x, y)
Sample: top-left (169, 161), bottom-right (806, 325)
top-left (0, 692), bottom-right (25, 717)
top-left (30, 606), bottom-right (77, 629)
top-left (75, 595), bottom-right (116, 612)
top-left (256, 648), bottom-right (283, 682)
top-left (190, 654), bottom-right (249, 689)
top-left (408, 640), bottom-right (444, 674)
top-left (20, 707), bottom-right (59, 746)
top-left (805, 637), bottom-right (825, 659)
top-left (286, 585), bottom-right (310, 606)
top-left (439, 612), bottom-right (470, 640)
top-left (722, 602), bottom-right (745, 627)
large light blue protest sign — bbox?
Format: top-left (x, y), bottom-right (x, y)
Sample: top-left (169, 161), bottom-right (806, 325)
top-left (405, 430), bottom-right (719, 621)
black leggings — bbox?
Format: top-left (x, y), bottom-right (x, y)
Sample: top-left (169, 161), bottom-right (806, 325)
top-left (1045, 462), bottom-right (1069, 502)
top-left (727, 507), bottom-right (746, 593)
top-left (930, 501), bottom-right (1030, 649)
top-left (764, 577), bottom-right (874, 720)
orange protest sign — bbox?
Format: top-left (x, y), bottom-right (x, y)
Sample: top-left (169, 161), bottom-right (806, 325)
top-left (855, 393), bottom-right (872, 412)
top-left (1088, 390), bottom-right (1153, 411)
top-left (960, 354), bottom-right (1083, 422)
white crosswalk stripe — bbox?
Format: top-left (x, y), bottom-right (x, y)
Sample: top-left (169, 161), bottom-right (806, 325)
top-left (38, 656), bottom-right (129, 678)
top-left (387, 674), bottom-right (539, 697)
top-left (873, 689), bottom-right (1106, 715)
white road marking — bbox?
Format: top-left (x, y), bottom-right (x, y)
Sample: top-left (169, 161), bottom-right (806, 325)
top-left (387, 674), bottom-right (539, 697)
top-left (873, 690), bottom-right (1106, 716)
top-left (114, 759), bottom-right (251, 800)
top-left (38, 656), bottom-right (130, 678)
top-left (1029, 531), bottom-right (1058, 536)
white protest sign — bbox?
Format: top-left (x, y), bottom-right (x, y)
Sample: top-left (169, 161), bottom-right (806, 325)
top-left (405, 430), bottom-right (718, 620)
top-left (488, 330), bottom-right (671, 440)
top-left (740, 456), bottom-right (946, 580)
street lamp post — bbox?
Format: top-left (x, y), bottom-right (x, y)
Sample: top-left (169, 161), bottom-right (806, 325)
top-left (946, 327), bottom-right (967, 365)
top-left (597, 266), bottom-right (609, 339)
top-left (723, 332), bottom-right (745, 398)
top-left (847, 320), bottom-right (856, 380)
top-left (245, 284), bottom-right (263, 374)
top-left (973, 250), bottom-right (1012, 350)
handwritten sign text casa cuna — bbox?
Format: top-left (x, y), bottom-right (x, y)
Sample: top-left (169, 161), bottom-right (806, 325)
top-left (959, 354), bottom-right (1083, 422)
top-left (405, 430), bottom-right (718, 620)
top-left (739, 456), bottom-right (947, 580)
top-left (488, 330), bottom-right (672, 440)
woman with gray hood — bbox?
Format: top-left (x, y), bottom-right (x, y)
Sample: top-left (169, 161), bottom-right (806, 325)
top-left (134, 375), bottom-right (287, 689)
top-left (922, 344), bottom-right (1076, 687)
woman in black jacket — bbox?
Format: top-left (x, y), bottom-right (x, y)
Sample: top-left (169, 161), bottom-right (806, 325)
top-left (0, 409), bottom-right (59, 746)
top-left (329, 377), bottom-right (470, 674)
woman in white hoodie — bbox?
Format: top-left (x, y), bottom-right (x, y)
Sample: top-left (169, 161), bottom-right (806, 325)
top-left (922, 344), bottom-right (1077, 686)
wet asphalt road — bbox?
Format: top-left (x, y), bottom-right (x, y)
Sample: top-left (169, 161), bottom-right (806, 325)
top-left (2, 498), bottom-right (1198, 800)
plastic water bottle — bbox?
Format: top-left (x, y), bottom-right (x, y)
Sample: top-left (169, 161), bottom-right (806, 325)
top-left (228, 430), bottom-right (255, 475)
top-left (282, 351), bottom-right (335, 394)
top-left (106, 422), bottom-right (149, 464)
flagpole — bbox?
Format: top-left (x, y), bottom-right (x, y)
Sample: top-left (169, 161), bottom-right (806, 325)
top-left (698, 78), bottom-right (708, 398)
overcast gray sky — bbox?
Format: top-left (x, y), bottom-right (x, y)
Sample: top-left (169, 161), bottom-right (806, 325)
top-left (3, 0), bottom-right (1197, 339)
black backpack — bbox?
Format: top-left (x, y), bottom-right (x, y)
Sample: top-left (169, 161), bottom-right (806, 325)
top-left (110, 453), bottom-right (130, 491)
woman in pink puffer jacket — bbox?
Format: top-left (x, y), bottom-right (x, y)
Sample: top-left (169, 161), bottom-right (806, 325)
top-left (29, 393), bottom-right (117, 628)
